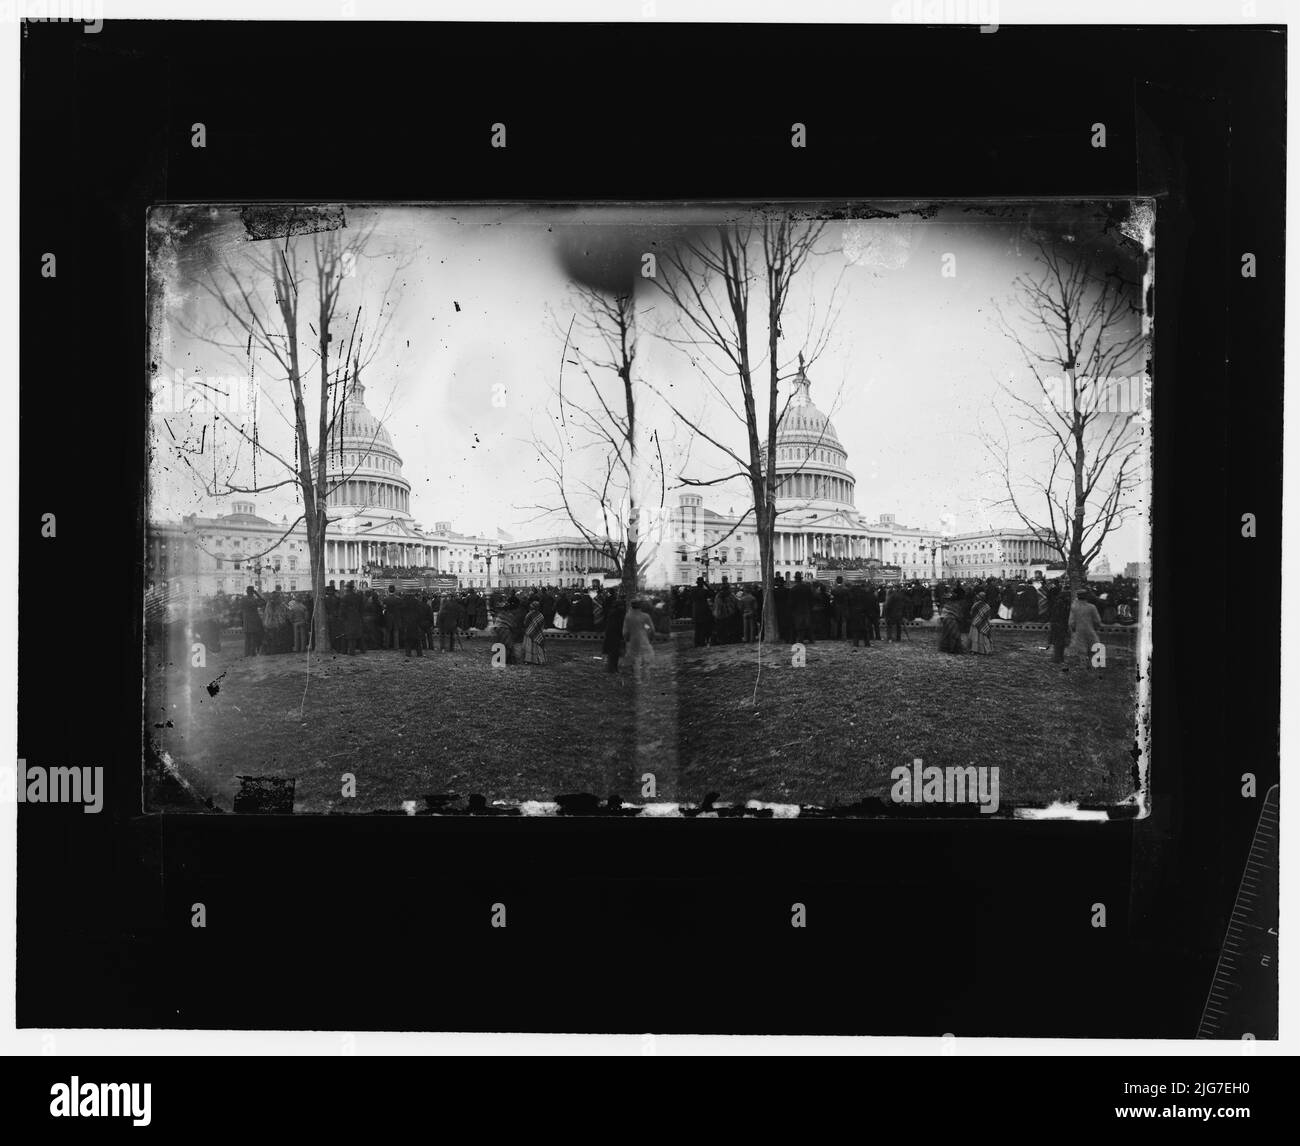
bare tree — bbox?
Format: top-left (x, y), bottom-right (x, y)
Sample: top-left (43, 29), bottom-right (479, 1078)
top-left (154, 210), bottom-right (405, 653)
top-left (652, 216), bottom-right (839, 642)
top-left (528, 286), bottom-right (668, 596)
top-left (985, 234), bottom-right (1148, 588)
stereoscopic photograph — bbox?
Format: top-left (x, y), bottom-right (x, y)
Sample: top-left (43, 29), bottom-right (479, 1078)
top-left (144, 200), bottom-right (1151, 817)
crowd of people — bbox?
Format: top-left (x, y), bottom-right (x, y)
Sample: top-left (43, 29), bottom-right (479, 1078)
top-left (168, 581), bottom-right (678, 672)
top-left (226, 582), bottom-right (492, 658)
top-left (670, 572), bottom-right (1138, 668)
top-left (154, 572), bottom-right (1136, 676)
top-left (484, 589), bottom-right (660, 678)
top-left (672, 573), bottom-right (887, 648)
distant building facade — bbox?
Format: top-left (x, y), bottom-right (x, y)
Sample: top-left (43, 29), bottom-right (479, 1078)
top-left (148, 379), bottom-right (501, 595)
top-left (148, 366), bottom-right (1065, 597)
top-left (940, 528), bottom-right (1060, 580)
top-left (640, 366), bottom-right (941, 586)
top-left (499, 537), bottom-right (618, 589)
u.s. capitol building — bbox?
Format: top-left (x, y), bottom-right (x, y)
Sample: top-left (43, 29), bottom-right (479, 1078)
top-left (147, 366), bottom-right (1052, 596)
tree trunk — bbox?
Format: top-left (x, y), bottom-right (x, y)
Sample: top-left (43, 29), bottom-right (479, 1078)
top-left (758, 499), bottom-right (779, 643)
top-left (1070, 411), bottom-right (1087, 590)
top-left (300, 498), bottom-right (328, 652)
top-left (622, 536), bottom-right (638, 599)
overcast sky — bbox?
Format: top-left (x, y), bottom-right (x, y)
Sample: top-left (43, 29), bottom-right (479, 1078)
top-left (149, 202), bottom-right (1150, 566)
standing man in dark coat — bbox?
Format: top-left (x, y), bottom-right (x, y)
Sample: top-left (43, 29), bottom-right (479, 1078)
top-left (436, 593), bottom-right (462, 652)
top-left (790, 572), bottom-right (814, 643)
top-left (341, 581), bottom-right (364, 655)
top-left (383, 586), bottom-right (402, 649)
top-left (324, 583), bottom-right (341, 652)
top-left (1047, 585), bottom-right (1071, 665)
top-left (363, 590), bottom-right (382, 651)
top-left (831, 576), bottom-right (852, 641)
top-left (911, 581), bottom-right (931, 621)
top-left (602, 593), bottom-right (628, 673)
top-left (866, 581), bottom-right (882, 641)
top-left (399, 593), bottom-right (424, 657)
top-left (419, 594), bottom-right (436, 650)
top-left (884, 585), bottom-right (907, 641)
top-left (240, 586), bottom-right (265, 657)
top-left (848, 580), bottom-right (872, 648)
top-left (810, 580), bottom-right (829, 640)
top-left (690, 577), bottom-right (714, 647)
top-left (571, 590), bottom-right (595, 633)
top-left (773, 576), bottom-right (792, 642)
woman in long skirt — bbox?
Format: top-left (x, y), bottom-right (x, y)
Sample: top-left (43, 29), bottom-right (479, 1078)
top-left (521, 600), bottom-right (547, 665)
top-left (938, 589), bottom-right (966, 654)
top-left (969, 591), bottom-right (993, 654)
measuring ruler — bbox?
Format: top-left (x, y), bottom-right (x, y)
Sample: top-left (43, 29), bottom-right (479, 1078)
top-left (1196, 784), bottom-right (1279, 1039)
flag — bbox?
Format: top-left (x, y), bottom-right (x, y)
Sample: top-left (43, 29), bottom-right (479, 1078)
top-left (496, 527), bottom-right (514, 542)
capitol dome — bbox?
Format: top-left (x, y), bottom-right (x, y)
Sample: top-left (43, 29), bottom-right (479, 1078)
top-left (335, 391), bottom-right (394, 448)
top-left (771, 361), bottom-right (857, 511)
top-left (310, 366), bottom-right (413, 521)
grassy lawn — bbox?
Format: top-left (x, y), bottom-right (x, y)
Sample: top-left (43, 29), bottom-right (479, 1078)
top-left (147, 627), bottom-right (1140, 813)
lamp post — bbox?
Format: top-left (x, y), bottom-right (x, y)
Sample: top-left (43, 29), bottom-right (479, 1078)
top-left (923, 540), bottom-right (949, 583)
top-left (472, 544), bottom-right (505, 589)
top-left (693, 547), bottom-right (727, 582)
